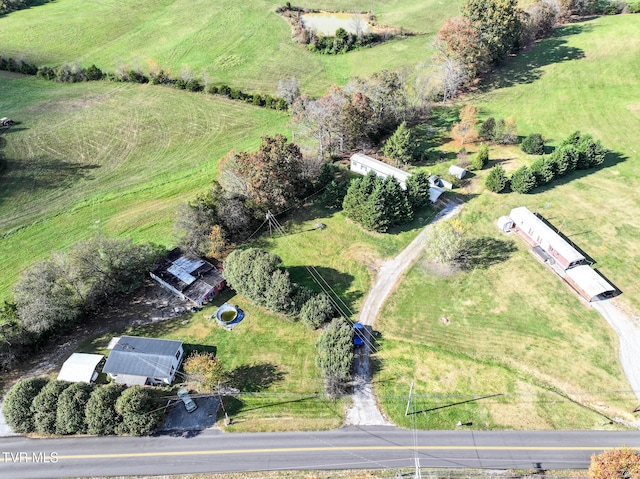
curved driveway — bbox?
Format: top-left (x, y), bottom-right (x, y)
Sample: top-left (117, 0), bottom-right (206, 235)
top-left (1, 427), bottom-right (639, 478)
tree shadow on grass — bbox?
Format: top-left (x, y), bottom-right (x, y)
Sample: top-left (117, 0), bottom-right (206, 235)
top-left (529, 151), bottom-right (627, 195)
top-left (288, 265), bottom-right (362, 315)
top-left (479, 24), bottom-right (588, 93)
top-left (456, 237), bottom-right (517, 271)
top-left (227, 362), bottom-right (285, 392)
top-left (0, 156), bottom-right (100, 206)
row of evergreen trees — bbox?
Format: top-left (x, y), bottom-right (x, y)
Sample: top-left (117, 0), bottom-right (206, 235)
top-left (3, 378), bottom-right (164, 436)
top-left (486, 131), bottom-right (608, 194)
top-left (342, 171), bottom-right (431, 233)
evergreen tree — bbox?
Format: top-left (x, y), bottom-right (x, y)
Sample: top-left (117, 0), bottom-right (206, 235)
top-left (471, 143), bottom-right (489, 170)
top-left (383, 176), bottom-right (413, 227)
top-left (405, 172), bottom-right (431, 212)
top-left (485, 164), bottom-right (508, 192)
top-left (316, 318), bottom-right (353, 397)
top-left (32, 380), bottom-right (72, 434)
top-left (85, 384), bottom-right (124, 435)
top-left (382, 121), bottom-right (414, 165)
top-left (2, 377), bottom-right (48, 433)
top-left (362, 180), bottom-right (391, 232)
top-left (479, 117), bottom-right (496, 141)
top-left (510, 165), bottom-right (537, 193)
top-left (55, 382), bottom-right (93, 435)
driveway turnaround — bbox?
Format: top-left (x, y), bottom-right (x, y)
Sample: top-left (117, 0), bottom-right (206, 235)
top-left (1, 427), bottom-right (639, 478)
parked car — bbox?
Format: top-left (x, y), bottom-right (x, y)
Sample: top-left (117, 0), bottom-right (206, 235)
top-left (177, 388), bottom-right (197, 413)
top-left (353, 322), bottom-right (365, 348)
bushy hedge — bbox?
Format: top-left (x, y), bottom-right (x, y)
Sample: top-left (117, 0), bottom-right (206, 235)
top-left (3, 378), bottom-right (163, 436)
top-left (0, 56), bottom-right (287, 111)
top-left (0, 0), bottom-right (51, 16)
top-left (511, 131), bottom-right (607, 194)
top-left (2, 377), bottom-right (48, 433)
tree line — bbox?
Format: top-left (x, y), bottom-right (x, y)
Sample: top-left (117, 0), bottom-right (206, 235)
top-left (0, 56), bottom-right (288, 111)
top-left (0, 0), bottom-right (51, 15)
top-left (0, 237), bottom-right (162, 370)
top-left (485, 131), bottom-right (608, 193)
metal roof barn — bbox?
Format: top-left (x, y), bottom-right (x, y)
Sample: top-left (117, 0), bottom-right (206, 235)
top-left (565, 265), bottom-right (616, 302)
top-left (509, 206), bottom-right (585, 270)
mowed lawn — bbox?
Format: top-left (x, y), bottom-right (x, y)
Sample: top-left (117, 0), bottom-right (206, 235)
top-left (0, 0), bottom-right (458, 95)
top-left (375, 15), bottom-right (640, 430)
top-left (0, 73), bottom-right (288, 300)
top-left (79, 296), bottom-right (346, 432)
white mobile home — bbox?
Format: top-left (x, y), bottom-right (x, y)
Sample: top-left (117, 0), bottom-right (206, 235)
top-left (350, 153), bottom-right (411, 189)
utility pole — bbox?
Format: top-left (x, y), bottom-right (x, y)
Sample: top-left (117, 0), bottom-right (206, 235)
top-left (266, 211), bottom-right (273, 237)
top-left (405, 380), bottom-right (414, 416)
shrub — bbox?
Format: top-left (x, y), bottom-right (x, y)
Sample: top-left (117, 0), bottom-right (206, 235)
top-left (55, 382), bottom-right (93, 435)
top-left (300, 293), bottom-right (335, 329)
top-left (510, 165), bottom-right (537, 193)
top-left (521, 133), bottom-right (545, 155)
top-left (183, 352), bottom-right (226, 392)
top-left (2, 377), bottom-right (48, 433)
top-left (32, 380), bottom-right (72, 434)
top-left (85, 384), bottom-right (124, 435)
top-left (529, 157), bottom-right (555, 186)
top-left (471, 143), bottom-right (489, 170)
top-left (85, 64), bottom-right (104, 81)
top-left (479, 117), bottom-right (496, 141)
top-left (485, 164), bottom-right (508, 193)
top-left (115, 386), bottom-right (164, 436)
top-left (589, 447), bottom-right (640, 479)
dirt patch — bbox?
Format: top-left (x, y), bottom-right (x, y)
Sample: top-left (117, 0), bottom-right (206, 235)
top-left (2, 280), bottom-right (191, 388)
top-left (419, 259), bottom-right (460, 277)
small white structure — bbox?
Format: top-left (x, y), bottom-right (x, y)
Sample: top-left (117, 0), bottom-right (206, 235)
top-left (429, 186), bottom-right (446, 204)
top-left (497, 216), bottom-right (514, 233)
top-left (350, 153), bottom-right (411, 189)
top-left (57, 353), bottom-right (105, 384)
top-left (428, 175), bottom-right (453, 190)
top-left (509, 206), bottom-right (585, 270)
top-left (448, 165), bottom-right (467, 179)
top-left (565, 265), bottom-right (615, 302)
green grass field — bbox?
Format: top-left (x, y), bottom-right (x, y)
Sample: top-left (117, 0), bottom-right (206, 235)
top-left (0, 73), bottom-right (288, 300)
top-left (375, 14), bottom-right (640, 429)
top-left (0, 0), bottom-right (458, 95)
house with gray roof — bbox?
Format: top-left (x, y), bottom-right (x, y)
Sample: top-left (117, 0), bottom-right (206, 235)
top-left (102, 336), bottom-right (184, 386)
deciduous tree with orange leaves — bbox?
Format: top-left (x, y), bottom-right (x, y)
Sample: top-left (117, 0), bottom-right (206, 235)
top-left (589, 447), bottom-right (640, 479)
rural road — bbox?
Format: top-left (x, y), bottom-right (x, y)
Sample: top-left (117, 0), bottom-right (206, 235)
top-left (346, 202), bottom-right (462, 426)
top-left (1, 428), bottom-right (639, 478)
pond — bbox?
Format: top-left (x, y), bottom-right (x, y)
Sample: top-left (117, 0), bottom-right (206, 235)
top-left (301, 12), bottom-right (370, 36)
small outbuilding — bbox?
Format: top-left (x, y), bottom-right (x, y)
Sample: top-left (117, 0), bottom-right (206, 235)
top-left (448, 165), bottom-right (467, 180)
top-left (497, 216), bottom-right (514, 233)
top-left (565, 265), bottom-right (616, 302)
top-left (350, 153), bottom-right (411, 189)
top-left (429, 186), bottom-right (446, 204)
top-left (428, 175), bottom-right (453, 190)
top-left (151, 248), bottom-right (225, 306)
top-left (57, 353), bottom-right (105, 384)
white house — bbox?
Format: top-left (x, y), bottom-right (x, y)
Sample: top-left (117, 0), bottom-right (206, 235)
top-left (102, 336), bottom-right (184, 386)
top-left (349, 153), bottom-right (411, 189)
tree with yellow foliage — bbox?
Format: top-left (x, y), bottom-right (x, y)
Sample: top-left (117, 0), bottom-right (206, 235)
top-left (451, 104), bottom-right (479, 146)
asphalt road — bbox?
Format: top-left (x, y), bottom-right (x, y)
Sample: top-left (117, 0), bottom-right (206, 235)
top-left (1, 427), bottom-right (639, 478)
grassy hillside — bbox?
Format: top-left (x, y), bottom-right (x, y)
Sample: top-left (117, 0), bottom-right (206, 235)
top-left (0, 0), bottom-right (458, 95)
top-left (375, 14), bottom-right (640, 429)
top-left (0, 73), bottom-right (288, 299)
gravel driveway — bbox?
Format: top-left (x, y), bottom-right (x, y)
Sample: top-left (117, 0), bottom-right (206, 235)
top-left (345, 202), bottom-right (463, 426)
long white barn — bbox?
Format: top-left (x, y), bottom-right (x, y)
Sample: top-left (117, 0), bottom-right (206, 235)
top-left (350, 153), bottom-right (411, 189)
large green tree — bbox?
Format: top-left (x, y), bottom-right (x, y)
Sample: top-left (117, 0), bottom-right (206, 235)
top-left (316, 319), bottom-right (353, 397)
top-left (115, 386), bottom-right (164, 436)
top-left (2, 377), bottom-right (48, 433)
top-left (85, 384), bottom-right (124, 435)
top-left (32, 380), bottom-right (72, 434)
top-left (55, 382), bottom-right (93, 435)
top-left (462, 0), bottom-right (523, 65)
top-left (382, 121), bottom-right (414, 166)
top-left (485, 164), bottom-right (509, 193)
